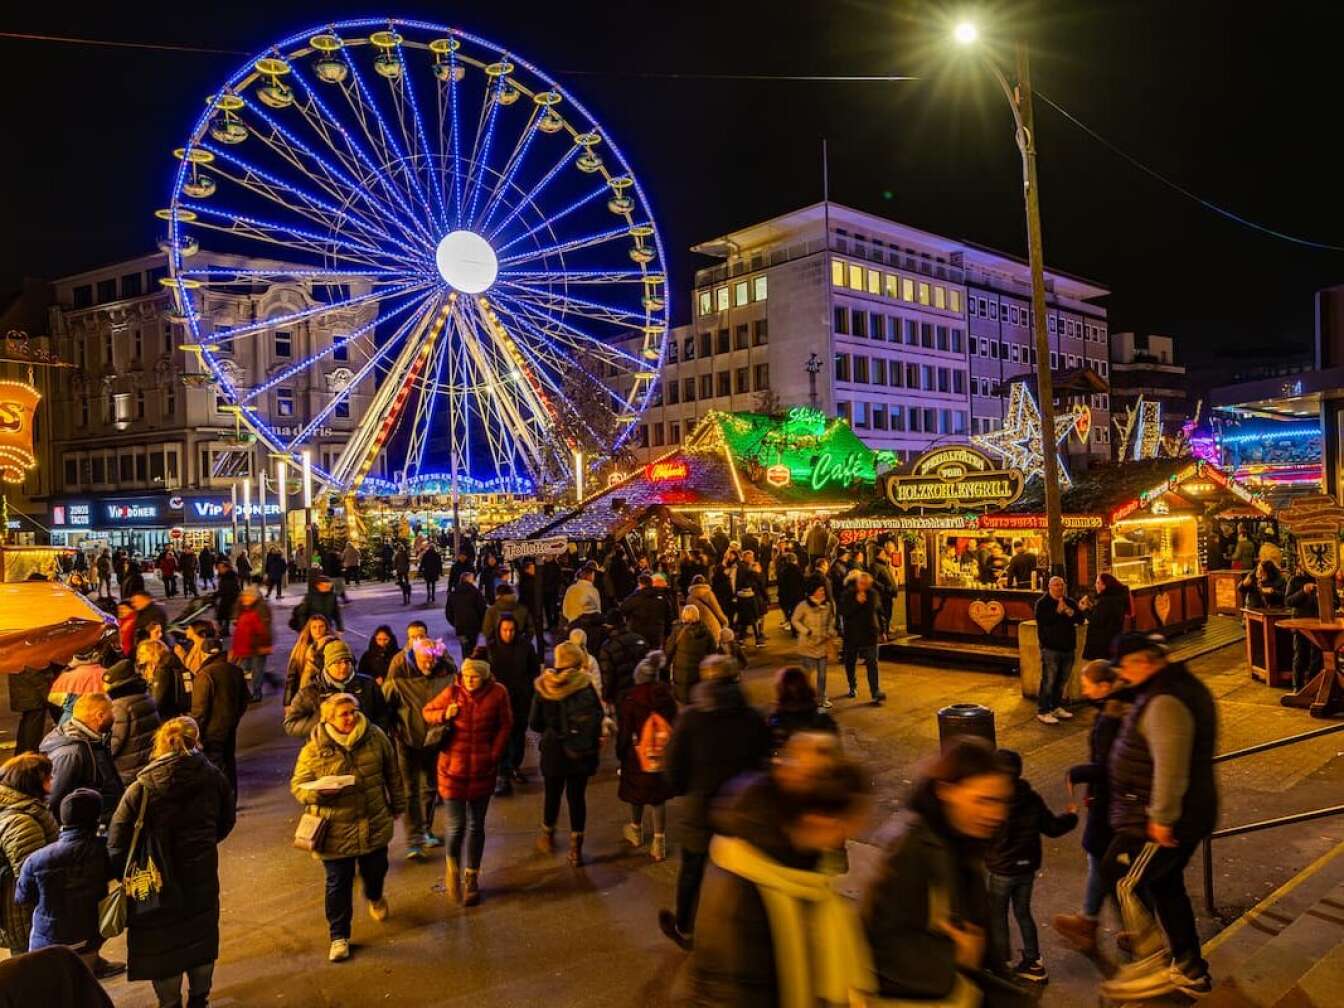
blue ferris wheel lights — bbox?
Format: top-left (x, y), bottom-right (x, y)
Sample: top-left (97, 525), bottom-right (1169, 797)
top-left (487, 145), bottom-right (579, 240)
top-left (498, 222), bottom-right (634, 267)
top-left (476, 114), bottom-right (542, 233)
top-left (391, 37), bottom-right (448, 231)
top-left (496, 182), bottom-right (611, 254)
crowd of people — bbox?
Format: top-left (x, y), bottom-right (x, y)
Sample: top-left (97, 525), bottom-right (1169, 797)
top-left (2, 520), bottom-right (1224, 1006)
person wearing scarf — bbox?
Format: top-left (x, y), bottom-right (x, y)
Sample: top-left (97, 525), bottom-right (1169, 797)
top-left (687, 732), bottom-right (874, 1008)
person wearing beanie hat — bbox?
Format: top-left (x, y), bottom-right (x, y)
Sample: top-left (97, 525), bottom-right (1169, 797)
top-left (284, 635), bottom-right (386, 740)
top-left (103, 659), bottom-right (161, 787)
top-left (717, 628), bottom-right (748, 676)
top-left (190, 632), bottom-right (249, 802)
top-left (15, 787), bottom-right (122, 977)
top-left (618, 649), bottom-right (677, 861)
top-left (422, 649), bottom-right (511, 906)
top-left (529, 643), bottom-right (605, 865)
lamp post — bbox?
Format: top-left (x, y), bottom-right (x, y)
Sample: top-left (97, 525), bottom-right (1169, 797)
top-left (258, 470), bottom-right (268, 555)
top-left (955, 21), bottom-right (1065, 575)
top-left (805, 353), bottom-right (823, 410)
top-left (242, 476), bottom-right (253, 563)
top-left (302, 450), bottom-right (314, 580)
top-left (275, 457), bottom-right (290, 563)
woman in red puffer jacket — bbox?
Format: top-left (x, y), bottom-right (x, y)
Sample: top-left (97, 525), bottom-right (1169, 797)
top-left (423, 650), bottom-right (511, 907)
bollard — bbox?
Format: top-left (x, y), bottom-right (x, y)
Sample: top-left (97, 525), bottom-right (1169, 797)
top-left (937, 703), bottom-right (996, 751)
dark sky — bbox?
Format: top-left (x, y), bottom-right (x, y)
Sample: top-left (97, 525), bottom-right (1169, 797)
top-left (3, 0), bottom-right (1341, 368)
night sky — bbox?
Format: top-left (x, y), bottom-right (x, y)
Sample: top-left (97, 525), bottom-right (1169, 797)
top-left (3, 0), bottom-right (1342, 371)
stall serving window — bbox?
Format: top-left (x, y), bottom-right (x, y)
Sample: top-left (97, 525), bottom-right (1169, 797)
top-left (935, 533), bottom-right (1044, 590)
top-left (1111, 513), bottom-right (1200, 586)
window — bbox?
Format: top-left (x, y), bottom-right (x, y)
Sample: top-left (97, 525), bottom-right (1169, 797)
top-left (135, 390), bottom-right (145, 419)
top-left (917, 281), bottom-right (931, 306)
top-left (666, 340), bottom-right (678, 363)
top-left (873, 358), bottom-right (888, 385)
top-left (954, 411), bottom-right (968, 435)
top-left (949, 290), bottom-right (962, 314)
top-left (103, 332), bottom-right (114, 365)
top-left (890, 360), bottom-right (904, 387)
top-left (72, 284), bottom-right (93, 308)
top-left (149, 450), bottom-right (165, 484)
top-left (936, 325), bottom-right (949, 351)
top-left (988, 301), bottom-right (999, 320)
top-left (735, 367), bottom-right (749, 393)
top-left (717, 371), bottom-right (731, 397)
top-left (937, 368), bottom-right (949, 393)
top-left (715, 286), bottom-right (729, 311)
top-left (904, 319), bottom-right (918, 345)
top-left (953, 371), bottom-right (965, 394)
top-left (734, 325), bottom-right (748, 350)
top-left (922, 365), bottom-right (935, 390)
top-left (951, 328), bottom-right (964, 353)
top-left (91, 456), bottom-right (106, 484)
top-left (700, 374), bottom-right (713, 399)
top-left (854, 357), bottom-right (870, 383)
top-left (1050, 351), bottom-right (1058, 369)
top-left (64, 456), bottom-right (78, 487)
top-left (131, 328), bottom-right (142, 360)
top-left (906, 363), bottom-right (918, 387)
top-left (1010, 344), bottom-right (1020, 363)
top-left (638, 424), bottom-right (649, 448)
top-left (700, 331), bottom-right (713, 357)
top-left (873, 404), bottom-right (888, 430)
top-left (1049, 315), bottom-right (1057, 333)
top-left (831, 260), bottom-right (845, 287)
top-left (1067, 354), bottom-right (1078, 367)
top-left (121, 273), bottom-right (142, 298)
top-left (653, 422), bottom-right (665, 447)
top-left (884, 273), bottom-right (899, 298)
top-left (868, 313), bottom-right (884, 340)
top-left (753, 319), bottom-right (768, 346)
top-left (274, 330), bottom-right (293, 358)
top-left (833, 306), bottom-right (848, 334)
top-left (333, 339), bottom-right (348, 362)
top-left (79, 397), bottom-right (89, 427)
top-left (934, 285), bottom-right (946, 310)
top-left (683, 377), bottom-right (696, 401)
top-left (967, 297), bottom-right (978, 318)
top-left (699, 291), bottom-right (712, 316)
top-left (921, 323), bottom-right (933, 348)
top-left (1099, 361), bottom-right (1108, 377)
top-left (754, 363), bottom-right (769, 390)
top-left (925, 408), bottom-right (938, 432)
top-left (836, 400), bottom-right (851, 422)
top-left (277, 388), bottom-right (295, 417)
top-left (989, 340), bottom-right (999, 360)
top-left (753, 275), bottom-right (767, 301)
top-left (848, 264), bottom-right (863, 290)
top-left (891, 405), bottom-right (905, 431)
top-left (717, 329), bottom-right (731, 354)
top-left (901, 277), bottom-right (915, 302)
top-left (852, 310), bottom-right (867, 339)
top-left (670, 421), bottom-right (681, 443)
top-left (835, 353), bottom-right (851, 382)
top-left (734, 281), bottom-right (748, 307)
top-left (96, 279), bottom-right (117, 303)
top-left (854, 401), bottom-right (870, 429)
top-left (866, 269), bottom-right (881, 295)
top-left (665, 380), bottom-right (679, 405)
top-left (335, 398), bottom-right (350, 418)
top-left (909, 408), bottom-right (922, 432)
top-left (119, 454), bottom-right (134, 482)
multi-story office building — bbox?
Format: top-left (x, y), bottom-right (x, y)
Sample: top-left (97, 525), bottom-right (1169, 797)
top-left (630, 202), bottom-right (1111, 467)
top-left (44, 250), bottom-right (378, 554)
top-left (1109, 332), bottom-right (1191, 435)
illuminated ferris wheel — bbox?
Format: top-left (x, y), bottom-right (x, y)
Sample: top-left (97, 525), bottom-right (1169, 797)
top-left (161, 17), bottom-right (668, 494)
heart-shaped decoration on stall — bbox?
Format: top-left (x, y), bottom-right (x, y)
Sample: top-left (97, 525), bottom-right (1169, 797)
top-left (968, 600), bottom-right (1006, 634)
top-left (1154, 590), bottom-right (1172, 624)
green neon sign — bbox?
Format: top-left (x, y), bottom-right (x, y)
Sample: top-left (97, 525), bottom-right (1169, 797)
top-left (810, 451), bottom-right (867, 490)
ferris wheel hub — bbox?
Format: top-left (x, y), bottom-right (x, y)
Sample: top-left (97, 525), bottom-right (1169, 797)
top-left (435, 229), bottom-right (498, 294)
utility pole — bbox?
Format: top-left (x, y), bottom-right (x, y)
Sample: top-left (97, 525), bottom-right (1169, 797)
top-left (805, 353), bottom-right (823, 410)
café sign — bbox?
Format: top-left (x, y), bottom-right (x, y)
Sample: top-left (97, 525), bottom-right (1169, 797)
top-left (882, 445), bottom-right (1024, 513)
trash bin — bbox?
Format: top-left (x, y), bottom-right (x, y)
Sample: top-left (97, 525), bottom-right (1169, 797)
top-left (937, 703), bottom-right (996, 751)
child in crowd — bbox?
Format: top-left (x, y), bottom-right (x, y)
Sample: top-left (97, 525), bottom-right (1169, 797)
top-left (986, 748), bottom-right (1078, 983)
top-left (1054, 659), bottom-right (1133, 954)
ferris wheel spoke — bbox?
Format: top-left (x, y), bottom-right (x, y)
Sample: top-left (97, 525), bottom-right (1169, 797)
top-left (474, 105), bottom-right (541, 233)
top-left (492, 292), bottom-right (647, 372)
top-left (209, 280), bottom-right (430, 346)
top-left (240, 290), bottom-right (430, 405)
top-left (497, 222), bottom-right (638, 268)
top-left (497, 280), bottom-right (652, 329)
top-left (487, 145), bottom-right (578, 240)
top-left (494, 181), bottom-right (611, 255)
top-left (240, 91), bottom-right (433, 253)
top-left (388, 39), bottom-right (447, 232)
top-left (456, 301), bottom-right (550, 476)
top-left (490, 311), bottom-right (633, 421)
top-left (462, 75), bottom-right (506, 228)
top-left (496, 269), bottom-right (654, 284)
top-left (177, 208), bottom-right (408, 271)
top-left (403, 329), bottom-right (451, 484)
top-left (435, 47), bottom-right (465, 228)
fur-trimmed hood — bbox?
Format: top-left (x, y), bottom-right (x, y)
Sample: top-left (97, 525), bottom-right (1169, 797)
top-left (533, 666), bottom-right (592, 701)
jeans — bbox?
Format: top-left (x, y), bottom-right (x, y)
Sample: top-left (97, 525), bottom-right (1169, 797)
top-left (675, 848), bottom-right (709, 934)
top-left (1038, 648), bottom-right (1072, 713)
top-left (266, 575), bottom-right (283, 599)
top-left (240, 654), bottom-right (269, 701)
top-left (322, 847), bottom-right (389, 940)
top-left (396, 742), bottom-right (439, 841)
top-left (151, 961), bottom-right (215, 1007)
top-left (843, 643), bottom-right (881, 697)
top-left (1083, 852), bottom-right (1108, 918)
top-left (542, 772), bottom-right (589, 832)
top-left (1103, 833), bottom-right (1206, 975)
top-left (444, 795), bottom-right (491, 869)
top-left (803, 655), bottom-right (828, 702)
top-left (183, 572), bottom-right (198, 597)
top-left (630, 802), bottom-right (667, 833)
top-left (988, 871), bottom-right (1039, 965)
top-left (1292, 632), bottom-right (1323, 691)
top-left (500, 716), bottom-right (528, 775)
top-left (425, 579), bottom-right (439, 602)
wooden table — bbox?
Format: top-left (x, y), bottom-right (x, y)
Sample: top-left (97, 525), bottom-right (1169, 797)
top-left (1279, 619), bottom-right (1344, 717)
top-left (1243, 607), bottom-right (1297, 688)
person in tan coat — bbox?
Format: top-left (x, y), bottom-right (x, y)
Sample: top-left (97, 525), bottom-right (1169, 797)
top-left (685, 577), bottom-right (729, 642)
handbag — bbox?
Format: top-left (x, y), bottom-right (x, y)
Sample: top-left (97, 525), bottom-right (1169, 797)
top-left (99, 785), bottom-right (160, 939)
top-left (292, 811), bottom-right (329, 853)
top-left (422, 720), bottom-right (452, 750)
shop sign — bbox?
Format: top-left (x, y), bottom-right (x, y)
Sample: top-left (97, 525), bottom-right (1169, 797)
top-left (500, 536), bottom-right (567, 561)
top-left (1279, 493), bottom-right (1344, 578)
top-left (882, 445), bottom-right (1024, 512)
top-left (0, 379), bottom-right (41, 484)
top-left (765, 464), bottom-right (791, 488)
top-left (184, 495), bottom-right (283, 525)
top-left (51, 502), bottom-right (93, 528)
top-left (981, 514), bottom-right (1105, 531)
top-left (786, 406), bottom-right (827, 429)
top-left (98, 497), bottom-right (175, 527)
top-left (169, 527), bottom-right (184, 540)
top-left (646, 460), bottom-right (688, 482)
top-left (810, 451), bottom-right (867, 490)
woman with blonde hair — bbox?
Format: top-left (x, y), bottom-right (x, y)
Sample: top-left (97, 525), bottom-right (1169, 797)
top-left (108, 716), bottom-right (234, 1008)
top-left (291, 693), bottom-right (405, 963)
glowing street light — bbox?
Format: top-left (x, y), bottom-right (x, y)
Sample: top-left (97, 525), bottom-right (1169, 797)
top-left (953, 21), bottom-right (979, 45)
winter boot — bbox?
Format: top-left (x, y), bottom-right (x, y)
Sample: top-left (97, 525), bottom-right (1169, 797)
top-left (1052, 913), bottom-right (1099, 954)
top-left (650, 833), bottom-right (667, 862)
top-left (462, 868), bottom-right (481, 907)
top-left (622, 821), bottom-right (643, 847)
top-left (444, 857), bottom-right (461, 902)
top-left (568, 831), bottom-right (585, 866)
top-left (536, 825), bottom-right (555, 854)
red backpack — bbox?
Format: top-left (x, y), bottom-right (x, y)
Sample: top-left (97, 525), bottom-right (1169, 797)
top-left (634, 711), bottom-right (673, 773)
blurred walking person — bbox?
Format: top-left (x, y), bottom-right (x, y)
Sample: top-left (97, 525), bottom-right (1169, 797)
top-left (617, 652), bottom-right (677, 862)
top-left (791, 577), bottom-right (837, 710)
top-left (382, 637), bottom-right (456, 860)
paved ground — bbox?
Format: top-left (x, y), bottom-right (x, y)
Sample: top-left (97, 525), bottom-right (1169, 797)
top-left (8, 578), bottom-right (1344, 1006)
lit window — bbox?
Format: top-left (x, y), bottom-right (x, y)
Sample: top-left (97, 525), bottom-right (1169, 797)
top-left (275, 330), bottom-right (292, 358)
top-left (848, 264), bottom-right (863, 291)
top-left (934, 286), bottom-right (946, 310)
top-left (949, 289), bottom-right (962, 314)
top-left (835, 353), bottom-right (851, 382)
top-left (277, 388), bottom-right (295, 417)
top-left (901, 277), bottom-right (914, 302)
top-left (854, 401), bottom-right (870, 429)
top-left (1010, 345), bottom-right (1020, 363)
top-left (831, 260), bottom-right (845, 287)
top-left (734, 281), bottom-right (748, 307)
top-left (715, 286), bottom-right (729, 311)
top-left (884, 273), bottom-right (898, 298)
top-left (917, 282), bottom-right (931, 306)
top-left (699, 291), bottom-right (712, 316)
top-left (753, 275), bottom-right (767, 301)
top-left (866, 269), bottom-right (881, 294)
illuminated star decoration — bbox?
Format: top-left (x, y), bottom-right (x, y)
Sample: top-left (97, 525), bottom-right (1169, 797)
top-left (971, 383), bottom-right (1076, 489)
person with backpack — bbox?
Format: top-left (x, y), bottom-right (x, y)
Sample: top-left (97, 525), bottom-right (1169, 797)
top-left (446, 571), bottom-right (488, 655)
top-left (529, 641), bottom-right (605, 867)
top-left (0, 754), bottom-right (59, 956)
top-left (617, 652), bottom-right (677, 862)
top-left (39, 694), bottom-right (123, 827)
top-left (666, 606), bottom-right (717, 705)
top-left (136, 639), bottom-right (191, 719)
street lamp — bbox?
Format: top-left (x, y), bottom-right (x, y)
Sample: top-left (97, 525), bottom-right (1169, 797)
top-left (955, 20), bottom-right (1067, 576)
top-left (301, 450), bottom-right (314, 578)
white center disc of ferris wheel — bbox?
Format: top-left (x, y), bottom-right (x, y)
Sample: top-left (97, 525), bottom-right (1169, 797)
top-left (435, 230), bottom-right (498, 294)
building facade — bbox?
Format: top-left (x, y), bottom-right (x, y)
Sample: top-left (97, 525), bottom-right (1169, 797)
top-left (629, 202), bottom-right (1111, 468)
top-left (1109, 332), bottom-right (1191, 435)
top-left (45, 250), bottom-right (379, 554)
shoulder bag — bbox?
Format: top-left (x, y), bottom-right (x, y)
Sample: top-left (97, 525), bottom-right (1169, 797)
top-left (292, 810), bottom-right (329, 853)
top-left (99, 785), bottom-right (161, 938)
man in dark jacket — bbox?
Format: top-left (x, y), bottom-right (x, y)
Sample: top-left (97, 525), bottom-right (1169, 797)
top-left (446, 571), bottom-right (488, 653)
top-left (619, 574), bottom-right (669, 658)
top-left (213, 561), bottom-right (241, 635)
top-left (38, 694), bottom-right (123, 826)
top-left (541, 557), bottom-right (563, 629)
top-left (1101, 633), bottom-right (1219, 1002)
top-left (658, 659), bottom-right (771, 949)
top-left (870, 542), bottom-right (901, 638)
top-left (597, 613), bottom-right (648, 706)
top-left (1005, 540), bottom-right (1039, 590)
top-left (103, 660), bottom-right (161, 787)
top-left (1285, 572), bottom-right (1330, 690)
top-left (284, 639), bottom-right (386, 739)
top-left (840, 573), bottom-right (886, 703)
top-left (1033, 576), bottom-right (1084, 725)
top-left (382, 637), bottom-right (456, 857)
top-left (190, 638), bottom-right (249, 801)
top-left (448, 550), bottom-right (472, 591)
top-left (263, 548), bottom-right (287, 599)
top-left (986, 749), bottom-right (1077, 981)
top-left (304, 576), bottom-right (344, 631)
top-left (129, 590), bottom-right (168, 645)
top-left (8, 663), bottom-right (57, 754)
top-left (487, 616), bottom-right (540, 795)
